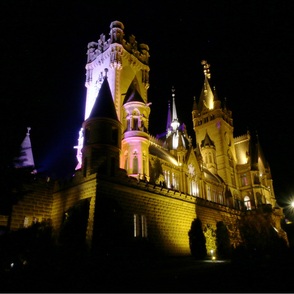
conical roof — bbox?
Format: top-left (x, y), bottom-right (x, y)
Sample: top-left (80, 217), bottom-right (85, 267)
top-left (201, 131), bottom-right (215, 148)
top-left (13, 127), bottom-right (35, 169)
top-left (123, 80), bottom-right (145, 104)
top-left (89, 75), bottom-right (118, 120)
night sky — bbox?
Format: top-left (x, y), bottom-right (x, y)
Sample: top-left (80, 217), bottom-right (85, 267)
top-left (1, 0), bottom-right (293, 205)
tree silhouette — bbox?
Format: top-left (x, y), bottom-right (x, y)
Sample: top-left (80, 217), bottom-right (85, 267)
top-left (188, 218), bottom-right (207, 259)
top-left (216, 221), bottom-right (231, 259)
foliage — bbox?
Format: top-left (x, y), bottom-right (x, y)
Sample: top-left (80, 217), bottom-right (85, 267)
top-left (216, 221), bottom-right (231, 259)
top-left (58, 198), bottom-right (90, 250)
top-left (238, 213), bottom-right (288, 260)
top-left (188, 218), bottom-right (207, 259)
top-left (149, 158), bottom-right (165, 185)
top-left (0, 219), bottom-right (55, 271)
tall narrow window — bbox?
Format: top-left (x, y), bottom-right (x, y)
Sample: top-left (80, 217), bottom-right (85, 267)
top-left (218, 193), bottom-right (223, 205)
top-left (241, 174), bottom-right (248, 186)
top-left (207, 186), bottom-right (211, 201)
top-left (133, 118), bottom-right (138, 130)
top-left (191, 180), bottom-right (196, 196)
top-left (172, 173), bottom-right (175, 189)
top-left (141, 215), bottom-right (147, 237)
top-left (134, 214), bottom-right (140, 237)
top-left (134, 214), bottom-right (147, 238)
top-left (143, 152), bottom-right (146, 176)
top-left (124, 151), bottom-right (128, 171)
top-left (133, 156), bottom-right (138, 174)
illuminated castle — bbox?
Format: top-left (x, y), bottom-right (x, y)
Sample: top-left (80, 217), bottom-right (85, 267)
top-left (3, 20), bottom-right (287, 256)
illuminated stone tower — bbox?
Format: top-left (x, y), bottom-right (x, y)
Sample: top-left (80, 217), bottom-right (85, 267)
top-left (121, 80), bottom-right (151, 180)
top-left (82, 73), bottom-right (122, 176)
top-left (192, 60), bottom-right (237, 187)
top-left (75, 20), bottom-right (151, 178)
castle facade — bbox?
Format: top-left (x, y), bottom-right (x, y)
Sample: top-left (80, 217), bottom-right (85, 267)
top-left (2, 21), bottom-right (287, 257)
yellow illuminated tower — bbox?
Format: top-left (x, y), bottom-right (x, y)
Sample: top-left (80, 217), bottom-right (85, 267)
top-left (192, 60), bottom-right (237, 187)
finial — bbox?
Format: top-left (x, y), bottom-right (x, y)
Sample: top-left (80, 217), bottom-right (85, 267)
top-left (104, 68), bottom-right (108, 78)
top-left (201, 60), bottom-right (211, 79)
top-left (26, 127), bottom-right (31, 135)
top-left (171, 86), bottom-right (175, 98)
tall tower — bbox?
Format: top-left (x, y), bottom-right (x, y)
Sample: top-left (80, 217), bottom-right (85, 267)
top-left (192, 61), bottom-right (237, 187)
top-left (75, 20), bottom-right (150, 172)
top-left (82, 73), bottom-right (121, 177)
top-left (121, 80), bottom-right (151, 180)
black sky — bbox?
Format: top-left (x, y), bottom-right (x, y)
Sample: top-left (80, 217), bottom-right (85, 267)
top-left (1, 0), bottom-right (294, 205)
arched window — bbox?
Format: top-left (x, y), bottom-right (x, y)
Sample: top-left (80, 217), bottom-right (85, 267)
top-left (241, 173), bottom-right (248, 186)
top-left (218, 193), bottom-right (223, 205)
top-left (133, 151), bottom-right (138, 174)
top-left (124, 151), bottom-right (128, 171)
top-left (207, 186), bottom-right (211, 201)
top-left (191, 180), bottom-right (197, 196)
top-left (143, 152), bottom-right (146, 176)
top-left (244, 196), bottom-right (251, 210)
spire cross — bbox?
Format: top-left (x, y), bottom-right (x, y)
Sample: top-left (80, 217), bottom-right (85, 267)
top-left (26, 127), bottom-right (31, 135)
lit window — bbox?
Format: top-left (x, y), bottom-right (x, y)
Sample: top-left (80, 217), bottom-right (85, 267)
top-left (133, 155), bottom-right (138, 174)
top-left (134, 214), bottom-right (148, 238)
top-left (207, 186), bottom-right (211, 201)
top-left (244, 196), bottom-right (251, 210)
top-left (241, 174), bottom-right (248, 186)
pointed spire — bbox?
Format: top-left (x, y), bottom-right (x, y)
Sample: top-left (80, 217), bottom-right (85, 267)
top-left (199, 60), bottom-right (214, 110)
top-left (192, 96), bottom-right (198, 111)
top-left (88, 69), bottom-right (118, 120)
top-left (171, 86), bottom-right (180, 131)
top-left (123, 79), bottom-right (145, 104)
top-left (171, 86), bottom-right (178, 121)
top-left (201, 131), bottom-right (215, 148)
top-left (166, 100), bottom-right (172, 132)
top-left (13, 127), bottom-right (35, 169)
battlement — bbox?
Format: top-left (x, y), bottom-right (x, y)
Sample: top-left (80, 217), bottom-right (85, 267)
top-left (98, 173), bottom-right (196, 204)
top-left (86, 20), bottom-right (150, 65)
top-left (234, 132), bottom-right (250, 144)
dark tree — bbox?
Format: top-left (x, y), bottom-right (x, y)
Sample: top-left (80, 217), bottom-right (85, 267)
top-left (188, 218), bottom-right (207, 259)
top-left (238, 213), bottom-right (289, 261)
top-left (58, 198), bottom-right (90, 250)
top-left (216, 221), bottom-right (231, 259)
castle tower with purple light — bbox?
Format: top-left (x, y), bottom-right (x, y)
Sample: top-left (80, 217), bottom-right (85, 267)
top-left (75, 21), bottom-right (151, 180)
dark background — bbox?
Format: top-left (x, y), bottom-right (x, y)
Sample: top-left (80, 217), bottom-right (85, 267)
top-left (1, 0), bottom-right (293, 207)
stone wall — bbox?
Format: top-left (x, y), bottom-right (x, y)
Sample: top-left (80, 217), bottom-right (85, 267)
top-left (10, 177), bottom-right (53, 230)
top-left (50, 172), bottom-right (97, 241)
top-left (95, 176), bottom-right (197, 256)
top-left (196, 198), bottom-right (242, 254)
